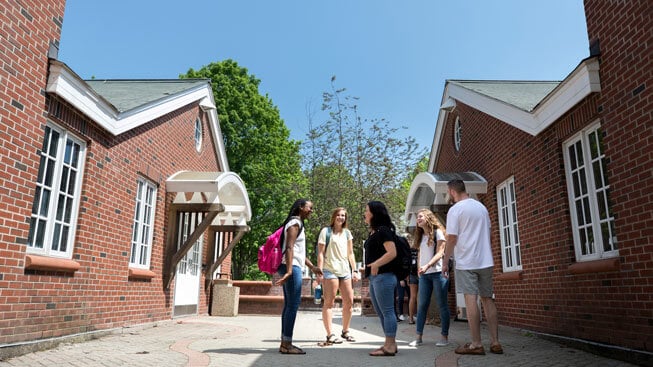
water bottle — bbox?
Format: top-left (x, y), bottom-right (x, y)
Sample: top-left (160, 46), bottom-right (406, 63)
top-left (314, 284), bottom-right (322, 305)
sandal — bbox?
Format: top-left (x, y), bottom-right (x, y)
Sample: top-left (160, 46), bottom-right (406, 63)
top-left (369, 347), bottom-right (396, 357)
top-left (326, 333), bottom-right (343, 345)
top-left (341, 330), bottom-right (355, 342)
top-left (279, 344), bottom-right (306, 355)
top-left (454, 342), bottom-right (485, 355)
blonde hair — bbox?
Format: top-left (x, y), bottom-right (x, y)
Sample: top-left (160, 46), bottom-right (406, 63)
top-left (328, 207), bottom-right (348, 228)
top-left (412, 209), bottom-right (445, 248)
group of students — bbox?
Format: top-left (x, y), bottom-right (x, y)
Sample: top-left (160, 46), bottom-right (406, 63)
top-left (274, 179), bottom-right (502, 357)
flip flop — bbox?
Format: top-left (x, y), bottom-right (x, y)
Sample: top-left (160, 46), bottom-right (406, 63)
top-left (279, 344), bottom-right (306, 355)
top-left (369, 347), bottom-right (396, 357)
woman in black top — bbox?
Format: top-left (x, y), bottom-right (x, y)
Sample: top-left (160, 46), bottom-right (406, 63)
top-left (363, 201), bottom-right (398, 356)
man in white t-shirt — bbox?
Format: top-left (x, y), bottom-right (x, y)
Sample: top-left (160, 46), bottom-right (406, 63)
top-left (442, 179), bottom-right (503, 356)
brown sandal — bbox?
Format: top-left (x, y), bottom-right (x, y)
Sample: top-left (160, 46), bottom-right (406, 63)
top-left (454, 342), bottom-right (486, 355)
top-left (279, 344), bottom-right (306, 355)
top-left (369, 347), bottom-right (396, 357)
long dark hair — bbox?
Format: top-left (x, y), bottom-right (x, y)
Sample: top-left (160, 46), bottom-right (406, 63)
top-left (283, 198), bottom-right (309, 227)
top-left (367, 201), bottom-right (395, 232)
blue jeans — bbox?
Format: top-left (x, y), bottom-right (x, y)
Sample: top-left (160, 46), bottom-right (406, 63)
top-left (369, 272), bottom-right (398, 337)
top-left (416, 271), bottom-right (450, 336)
top-left (278, 264), bottom-right (302, 342)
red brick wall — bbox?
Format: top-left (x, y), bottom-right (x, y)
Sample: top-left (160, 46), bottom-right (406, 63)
top-left (583, 0), bottom-right (653, 351)
top-left (0, 0), bottom-right (237, 345)
top-left (434, 0), bottom-right (652, 351)
top-left (0, 0), bottom-right (67, 343)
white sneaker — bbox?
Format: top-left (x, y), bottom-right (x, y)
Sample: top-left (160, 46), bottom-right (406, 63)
top-left (436, 340), bottom-right (449, 347)
top-left (398, 314), bottom-right (405, 321)
top-left (408, 340), bottom-right (423, 347)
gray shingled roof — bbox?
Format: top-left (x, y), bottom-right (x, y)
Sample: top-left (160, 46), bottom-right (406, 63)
top-left (85, 79), bottom-right (209, 112)
top-left (449, 80), bottom-right (560, 112)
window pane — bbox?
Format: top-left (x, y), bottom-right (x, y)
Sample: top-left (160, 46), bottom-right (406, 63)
top-left (593, 160), bottom-right (603, 188)
top-left (42, 126), bottom-right (51, 152)
top-left (60, 226), bottom-right (69, 252)
top-left (64, 197), bottom-right (73, 222)
top-left (37, 155), bottom-right (46, 183)
top-left (44, 159), bottom-right (55, 187)
top-left (67, 170), bottom-right (77, 195)
top-left (28, 217), bottom-right (37, 246)
top-left (580, 229), bottom-right (588, 255)
top-left (34, 219), bottom-right (46, 248)
top-left (60, 167), bottom-right (69, 192)
top-left (49, 130), bottom-right (60, 156)
top-left (56, 194), bottom-right (65, 220)
top-left (52, 223), bottom-right (61, 251)
top-left (39, 189), bottom-right (51, 216)
top-left (71, 142), bottom-right (80, 168)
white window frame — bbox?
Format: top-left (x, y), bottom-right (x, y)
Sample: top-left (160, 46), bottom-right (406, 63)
top-left (454, 116), bottom-right (462, 151)
top-left (563, 121), bottom-right (617, 262)
top-left (129, 178), bottom-right (157, 268)
top-left (496, 177), bottom-right (522, 272)
top-left (194, 118), bottom-right (202, 152)
top-left (27, 123), bottom-right (86, 258)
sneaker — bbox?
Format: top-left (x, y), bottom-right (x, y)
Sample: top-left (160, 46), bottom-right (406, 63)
top-left (398, 314), bottom-right (405, 321)
top-left (408, 340), bottom-right (423, 347)
top-left (436, 339), bottom-right (449, 347)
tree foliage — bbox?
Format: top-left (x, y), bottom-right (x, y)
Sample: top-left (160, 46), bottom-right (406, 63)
top-left (181, 60), bottom-right (305, 280)
top-left (303, 77), bottom-right (428, 261)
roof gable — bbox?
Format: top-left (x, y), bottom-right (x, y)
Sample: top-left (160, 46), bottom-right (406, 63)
top-left (428, 57), bottom-right (600, 171)
top-left (46, 60), bottom-right (229, 171)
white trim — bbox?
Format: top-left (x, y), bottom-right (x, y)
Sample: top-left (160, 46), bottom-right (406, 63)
top-left (46, 60), bottom-right (229, 172)
top-left (496, 177), bottom-right (522, 272)
top-left (562, 120), bottom-right (617, 262)
top-left (26, 122), bottom-right (87, 258)
top-left (166, 171), bottom-right (252, 227)
top-left (429, 57), bottom-right (600, 169)
top-left (403, 172), bottom-right (487, 229)
top-left (129, 178), bottom-right (157, 269)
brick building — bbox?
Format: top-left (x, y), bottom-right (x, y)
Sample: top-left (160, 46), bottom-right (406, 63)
top-left (0, 0), bottom-right (251, 355)
top-left (405, 0), bottom-right (651, 357)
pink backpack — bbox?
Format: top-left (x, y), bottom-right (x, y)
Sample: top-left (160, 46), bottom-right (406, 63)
top-left (257, 226), bottom-right (285, 275)
top-left (257, 218), bottom-right (303, 275)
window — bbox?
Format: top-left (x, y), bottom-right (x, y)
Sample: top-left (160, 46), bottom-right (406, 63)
top-left (194, 118), bottom-right (202, 152)
top-left (178, 212), bottom-right (202, 276)
top-left (27, 124), bottom-right (86, 258)
top-left (563, 122), bottom-right (617, 261)
top-left (129, 178), bottom-right (157, 268)
top-left (454, 116), bottom-right (462, 151)
top-left (497, 177), bottom-right (521, 271)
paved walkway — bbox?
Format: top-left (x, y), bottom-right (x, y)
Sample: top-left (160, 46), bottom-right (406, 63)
top-left (0, 311), bottom-right (641, 367)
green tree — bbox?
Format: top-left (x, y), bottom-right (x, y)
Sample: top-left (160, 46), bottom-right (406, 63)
top-left (181, 60), bottom-right (305, 280)
top-left (303, 77), bottom-right (427, 261)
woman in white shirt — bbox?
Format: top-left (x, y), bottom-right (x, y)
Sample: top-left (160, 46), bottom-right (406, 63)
top-left (316, 207), bottom-right (359, 345)
top-left (408, 209), bottom-right (451, 347)
top-left (275, 199), bottom-right (322, 355)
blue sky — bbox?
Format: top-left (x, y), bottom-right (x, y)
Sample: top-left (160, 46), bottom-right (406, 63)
top-left (58, 1), bottom-right (589, 150)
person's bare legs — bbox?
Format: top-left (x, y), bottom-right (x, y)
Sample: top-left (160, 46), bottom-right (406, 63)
top-left (480, 296), bottom-right (500, 347)
top-left (322, 278), bottom-right (339, 337)
top-left (339, 278), bottom-right (354, 333)
top-left (408, 283), bottom-right (418, 322)
top-left (464, 293), bottom-right (483, 348)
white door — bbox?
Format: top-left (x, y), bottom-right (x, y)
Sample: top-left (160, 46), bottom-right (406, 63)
top-left (173, 212), bottom-right (202, 316)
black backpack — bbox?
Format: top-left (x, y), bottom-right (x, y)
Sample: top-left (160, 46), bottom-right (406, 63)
top-left (391, 232), bottom-right (411, 280)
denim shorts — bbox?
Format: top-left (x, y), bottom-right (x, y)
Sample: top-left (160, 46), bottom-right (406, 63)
top-left (408, 273), bottom-right (418, 285)
top-left (323, 268), bottom-right (352, 280)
